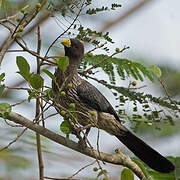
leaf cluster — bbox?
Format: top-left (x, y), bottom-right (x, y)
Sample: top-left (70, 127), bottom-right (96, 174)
top-left (83, 55), bottom-right (154, 84)
top-left (81, 55), bottom-right (180, 127)
top-left (47, 0), bottom-right (84, 17)
top-left (86, 3), bottom-right (121, 15)
top-left (16, 56), bottom-right (44, 90)
top-left (77, 26), bottom-right (114, 46)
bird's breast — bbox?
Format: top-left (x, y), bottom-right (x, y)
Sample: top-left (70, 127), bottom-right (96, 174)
top-left (52, 75), bottom-right (97, 126)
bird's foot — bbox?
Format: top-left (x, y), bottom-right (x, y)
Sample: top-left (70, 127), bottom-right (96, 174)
top-left (71, 125), bottom-right (91, 149)
top-left (73, 124), bottom-right (91, 134)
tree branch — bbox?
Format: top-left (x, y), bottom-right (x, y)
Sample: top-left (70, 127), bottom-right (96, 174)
top-left (36, 26), bottom-right (44, 180)
top-left (1, 112), bottom-right (146, 180)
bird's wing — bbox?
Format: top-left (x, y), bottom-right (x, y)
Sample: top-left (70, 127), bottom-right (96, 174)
top-left (77, 79), bottom-right (120, 121)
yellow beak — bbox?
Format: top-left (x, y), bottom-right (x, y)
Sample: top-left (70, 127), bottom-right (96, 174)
top-left (61, 39), bottom-right (71, 47)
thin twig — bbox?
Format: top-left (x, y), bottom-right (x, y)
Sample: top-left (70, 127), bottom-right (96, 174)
top-left (4, 119), bottom-right (23, 127)
top-left (0, 128), bottom-right (27, 152)
top-left (159, 79), bottom-right (179, 111)
top-left (15, 39), bottom-right (56, 65)
top-left (68, 160), bottom-right (96, 179)
top-left (11, 99), bottom-right (27, 107)
top-left (44, 177), bottom-right (79, 180)
top-left (5, 86), bottom-right (30, 91)
top-left (85, 42), bottom-right (107, 54)
top-left (6, 49), bottom-right (26, 53)
top-left (35, 26), bottom-right (44, 180)
top-left (11, 14), bottom-right (27, 37)
top-left (83, 46), bottom-right (129, 74)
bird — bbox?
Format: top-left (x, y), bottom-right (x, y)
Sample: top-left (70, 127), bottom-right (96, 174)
top-left (52, 38), bottom-right (175, 173)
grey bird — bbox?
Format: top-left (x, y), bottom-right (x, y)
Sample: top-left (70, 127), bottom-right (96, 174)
top-left (52, 38), bottom-right (175, 173)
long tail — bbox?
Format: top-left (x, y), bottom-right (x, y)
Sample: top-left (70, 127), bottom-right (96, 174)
top-left (116, 130), bottom-right (175, 173)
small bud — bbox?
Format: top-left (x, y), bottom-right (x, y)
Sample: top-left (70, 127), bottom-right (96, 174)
top-left (93, 167), bottom-right (98, 172)
top-left (147, 122), bottom-right (152, 126)
top-left (91, 122), bottom-right (95, 127)
top-left (87, 52), bottom-right (93, 57)
top-left (18, 26), bottom-right (24, 32)
top-left (16, 17), bottom-right (21, 22)
top-left (60, 110), bottom-right (66, 116)
top-left (20, 8), bottom-right (25, 13)
top-left (61, 91), bottom-right (66, 96)
top-left (15, 33), bottom-right (22, 38)
top-left (36, 3), bottom-right (41, 8)
top-left (115, 48), bottom-right (120, 53)
top-left (91, 111), bottom-right (96, 116)
top-left (132, 81), bottom-right (137, 86)
top-left (87, 69), bottom-right (93, 74)
top-left (69, 103), bottom-right (75, 109)
top-left (67, 83), bottom-right (72, 88)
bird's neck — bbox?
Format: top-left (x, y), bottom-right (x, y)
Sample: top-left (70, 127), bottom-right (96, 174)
top-left (66, 63), bottom-right (78, 75)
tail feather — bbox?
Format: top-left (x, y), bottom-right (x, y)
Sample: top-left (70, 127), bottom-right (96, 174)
top-left (116, 130), bottom-right (175, 173)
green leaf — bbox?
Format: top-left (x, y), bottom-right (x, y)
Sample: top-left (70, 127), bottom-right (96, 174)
top-left (149, 65), bottom-right (162, 78)
top-left (16, 56), bottom-right (31, 80)
top-left (29, 74), bottom-right (44, 90)
top-left (42, 69), bottom-right (56, 83)
top-left (132, 63), bottom-right (143, 81)
top-left (28, 91), bottom-right (37, 102)
top-left (0, 73), bottom-right (5, 82)
top-left (136, 63), bottom-right (154, 82)
top-left (133, 157), bottom-right (178, 180)
top-left (0, 103), bottom-right (11, 118)
top-left (54, 56), bottom-right (69, 73)
top-left (43, 89), bottom-right (53, 101)
top-left (149, 171), bottom-right (175, 180)
top-left (60, 120), bottom-right (72, 135)
top-left (121, 168), bottom-right (134, 180)
top-left (127, 62), bottom-right (138, 80)
top-left (0, 85), bottom-right (5, 97)
top-left (46, 89), bottom-right (53, 98)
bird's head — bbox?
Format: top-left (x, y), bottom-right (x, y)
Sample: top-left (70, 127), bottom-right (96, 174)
top-left (61, 38), bottom-right (84, 64)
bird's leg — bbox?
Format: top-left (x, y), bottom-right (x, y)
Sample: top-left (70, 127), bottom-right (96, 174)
top-left (69, 122), bottom-right (86, 148)
top-left (75, 128), bottom-right (87, 149)
top-left (72, 124), bottom-right (92, 148)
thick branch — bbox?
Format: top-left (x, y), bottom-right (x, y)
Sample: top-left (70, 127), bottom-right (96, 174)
top-left (1, 112), bottom-right (146, 180)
